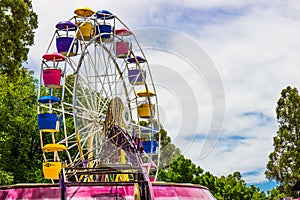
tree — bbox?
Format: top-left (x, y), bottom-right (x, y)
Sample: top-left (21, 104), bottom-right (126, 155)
top-left (0, 0), bottom-right (37, 75)
top-left (157, 155), bottom-right (203, 183)
top-left (158, 154), bottom-right (268, 199)
top-left (193, 171), bottom-right (267, 199)
top-left (265, 86), bottom-right (300, 196)
top-left (0, 70), bottom-right (44, 184)
top-left (0, 0), bottom-right (40, 184)
top-left (266, 188), bottom-right (286, 200)
top-left (0, 170), bottom-right (13, 185)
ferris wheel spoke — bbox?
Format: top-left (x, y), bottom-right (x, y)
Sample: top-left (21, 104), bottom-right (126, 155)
top-left (76, 83), bottom-right (95, 111)
top-left (92, 50), bottom-right (114, 97)
top-left (74, 100), bottom-right (107, 120)
top-left (84, 48), bottom-right (107, 92)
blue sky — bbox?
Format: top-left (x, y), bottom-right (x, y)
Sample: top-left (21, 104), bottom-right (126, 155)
top-left (28, 0), bottom-right (300, 192)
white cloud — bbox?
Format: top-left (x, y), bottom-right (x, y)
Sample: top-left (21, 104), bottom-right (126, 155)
top-left (189, 1), bottom-right (300, 183)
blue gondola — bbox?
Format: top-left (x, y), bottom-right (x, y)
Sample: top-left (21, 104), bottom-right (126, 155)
top-left (142, 141), bottom-right (157, 153)
top-left (38, 113), bottom-right (62, 132)
top-left (38, 96), bottom-right (61, 104)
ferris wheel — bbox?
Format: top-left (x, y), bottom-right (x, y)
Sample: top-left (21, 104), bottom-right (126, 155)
top-left (37, 6), bottom-right (160, 187)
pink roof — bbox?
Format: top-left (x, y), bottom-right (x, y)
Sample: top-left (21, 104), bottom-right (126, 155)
top-left (115, 28), bottom-right (132, 36)
top-left (0, 182), bottom-right (216, 199)
top-left (42, 52), bottom-right (65, 62)
top-left (152, 182), bottom-right (216, 200)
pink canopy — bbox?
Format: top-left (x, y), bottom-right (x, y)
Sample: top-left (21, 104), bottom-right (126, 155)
top-left (0, 182), bottom-right (216, 199)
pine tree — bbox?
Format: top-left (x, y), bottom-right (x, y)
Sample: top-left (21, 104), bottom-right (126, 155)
top-left (265, 86), bottom-right (300, 196)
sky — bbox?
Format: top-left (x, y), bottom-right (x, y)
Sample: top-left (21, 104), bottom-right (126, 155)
top-left (28, 0), bottom-right (300, 192)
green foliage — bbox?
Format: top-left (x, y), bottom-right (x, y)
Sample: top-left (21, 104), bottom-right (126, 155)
top-left (265, 86), bottom-right (300, 197)
top-left (158, 154), bottom-right (270, 199)
top-left (266, 188), bottom-right (286, 200)
top-left (0, 0), bottom-right (41, 185)
top-left (0, 70), bottom-right (44, 184)
top-left (0, 0), bottom-right (37, 75)
top-left (158, 142), bottom-right (181, 169)
top-left (0, 170), bottom-right (13, 185)
top-left (155, 128), bottom-right (171, 147)
top-left (139, 120), bottom-right (150, 127)
top-left (208, 173), bottom-right (267, 199)
top-left (152, 127), bottom-right (180, 169)
top-left (158, 155), bottom-right (202, 183)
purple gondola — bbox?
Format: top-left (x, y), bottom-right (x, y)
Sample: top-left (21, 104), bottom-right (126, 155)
top-left (56, 21), bottom-right (78, 56)
top-left (127, 56), bottom-right (146, 85)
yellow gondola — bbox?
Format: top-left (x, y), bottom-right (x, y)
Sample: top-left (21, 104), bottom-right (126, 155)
top-left (74, 6), bottom-right (95, 17)
top-left (137, 104), bottom-right (152, 118)
top-left (42, 143), bottom-right (67, 152)
top-left (42, 162), bottom-right (62, 179)
top-left (137, 90), bottom-right (155, 97)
